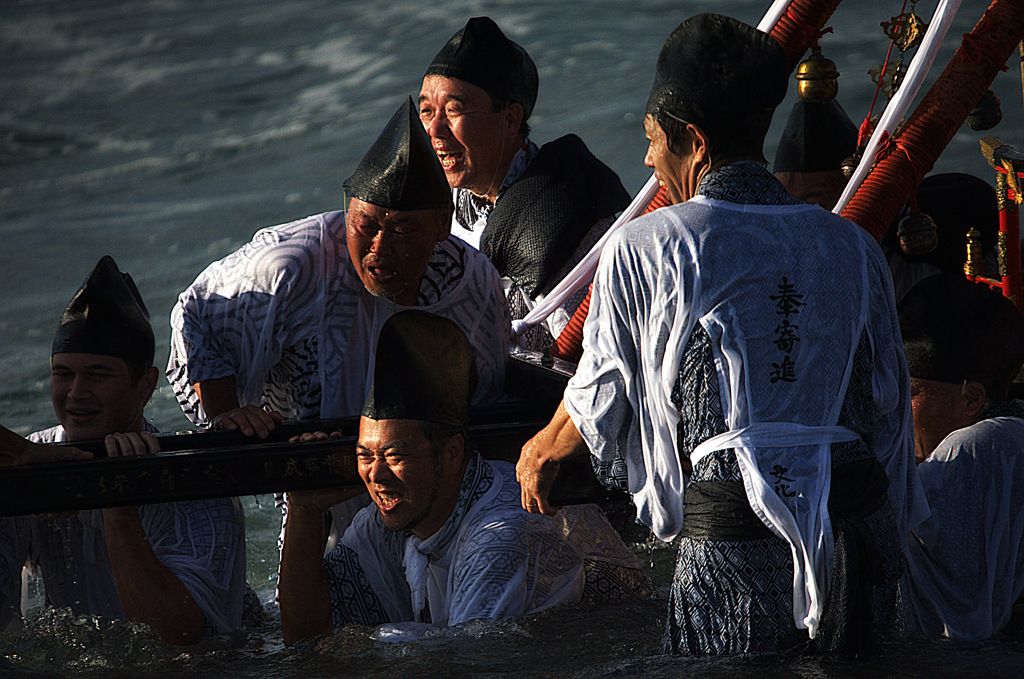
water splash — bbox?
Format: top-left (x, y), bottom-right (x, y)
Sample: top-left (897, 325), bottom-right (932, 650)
top-left (4, 607), bottom-right (170, 675)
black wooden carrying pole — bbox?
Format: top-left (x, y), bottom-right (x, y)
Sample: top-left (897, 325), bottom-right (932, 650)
top-left (1, 351), bottom-right (622, 514)
top-left (62, 402), bottom-right (541, 457)
top-left (1, 419), bottom-right (621, 515)
top-left (61, 348), bottom-right (573, 456)
top-left (0, 420), bottom-right (620, 515)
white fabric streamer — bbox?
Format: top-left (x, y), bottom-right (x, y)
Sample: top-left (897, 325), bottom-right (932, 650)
top-left (691, 422), bottom-right (862, 637)
top-left (511, 174), bottom-right (660, 337)
top-left (832, 0), bottom-right (963, 215)
top-left (757, 0), bottom-right (793, 33)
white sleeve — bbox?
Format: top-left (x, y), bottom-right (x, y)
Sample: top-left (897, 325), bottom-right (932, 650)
top-left (563, 233), bottom-right (638, 467)
top-left (0, 517), bottom-right (29, 632)
top-left (445, 241), bottom-right (510, 407)
top-left (864, 242), bottom-right (929, 538)
top-left (166, 215), bottom-right (332, 424)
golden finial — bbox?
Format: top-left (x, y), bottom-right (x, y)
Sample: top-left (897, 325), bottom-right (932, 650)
top-left (795, 46), bottom-right (840, 102)
top-left (964, 228), bottom-right (984, 276)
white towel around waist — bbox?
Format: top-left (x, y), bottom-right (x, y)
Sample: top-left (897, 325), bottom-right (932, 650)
top-left (688, 421), bottom-right (862, 638)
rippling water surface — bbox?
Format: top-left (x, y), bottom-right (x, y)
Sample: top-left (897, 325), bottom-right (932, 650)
top-left (4, 586), bottom-right (1024, 678)
top-left (3, 0), bottom-right (1024, 675)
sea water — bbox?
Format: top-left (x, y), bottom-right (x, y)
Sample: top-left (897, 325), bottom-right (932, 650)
top-left (3, 0), bottom-right (1024, 675)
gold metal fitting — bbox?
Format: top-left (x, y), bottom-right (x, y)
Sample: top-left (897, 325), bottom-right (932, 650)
top-left (795, 46), bottom-right (840, 102)
top-left (967, 90), bottom-right (1002, 132)
top-left (964, 228), bottom-right (984, 276)
top-left (897, 208), bottom-right (937, 256)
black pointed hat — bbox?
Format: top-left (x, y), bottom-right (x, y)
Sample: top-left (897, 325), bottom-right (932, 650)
top-left (425, 16), bottom-right (538, 119)
top-left (772, 99), bottom-right (857, 173)
top-left (899, 273), bottom-right (1024, 401)
top-left (646, 14), bottom-right (787, 141)
top-left (343, 97), bottom-right (452, 211)
top-left (361, 310), bottom-right (477, 429)
top-left (52, 255), bottom-right (155, 368)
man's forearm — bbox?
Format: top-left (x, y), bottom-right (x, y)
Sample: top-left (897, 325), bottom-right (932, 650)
top-left (0, 425), bottom-right (90, 467)
top-left (102, 509), bottom-right (206, 645)
top-left (538, 400), bottom-right (589, 461)
top-left (517, 400), bottom-right (589, 515)
top-left (194, 376), bottom-right (240, 420)
top-left (0, 426), bottom-right (33, 467)
top-left (279, 502), bottom-right (333, 645)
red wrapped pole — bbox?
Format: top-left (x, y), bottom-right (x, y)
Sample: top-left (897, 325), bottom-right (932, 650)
top-left (769, 0), bottom-right (845, 68)
top-left (998, 195), bottom-right (1021, 308)
top-left (840, 0), bottom-right (1024, 241)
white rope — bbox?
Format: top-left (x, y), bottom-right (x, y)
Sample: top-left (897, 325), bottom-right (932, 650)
top-left (512, 0), bottom-right (797, 338)
top-left (832, 0), bottom-right (963, 215)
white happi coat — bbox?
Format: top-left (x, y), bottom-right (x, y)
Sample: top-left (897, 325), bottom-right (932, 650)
top-left (565, 176), bottom-right (928, 635)
top-left (900, 407), bottom-right (1024, 641)
top-left (168, 211), bottom-right (509, 424)
top-left (332, 457), bottom-right (644, 631)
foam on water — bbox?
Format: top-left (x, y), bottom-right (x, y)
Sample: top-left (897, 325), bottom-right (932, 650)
top-left (6, 594), bottom-right (1024, 678)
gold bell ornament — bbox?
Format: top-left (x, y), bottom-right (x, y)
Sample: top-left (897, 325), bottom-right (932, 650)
top-left (898, 207), bottom-right (938, 255)
top-left (795, 46), bottom-right (840, 103)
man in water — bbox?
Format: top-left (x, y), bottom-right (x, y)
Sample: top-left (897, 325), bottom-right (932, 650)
top-left (517, 13), bottom-right (926, 656)
top-left (278, 311), bottom-right (651, 644)
top-left (0, 256), bottom-right (249, 644)
top-left (168, 97), bottom-right (508, 434)
top-left (419, 17), bottom-right (631, 350)
top-left (896, 274), bottom-right (1024, 640)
